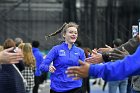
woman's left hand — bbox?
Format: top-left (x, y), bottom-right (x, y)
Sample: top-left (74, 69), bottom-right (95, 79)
top-left (49, 65), bottom-right (56, 73)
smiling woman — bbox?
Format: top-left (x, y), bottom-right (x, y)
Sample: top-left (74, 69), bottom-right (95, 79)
top-left (39, 22), bottom-right (86, 93)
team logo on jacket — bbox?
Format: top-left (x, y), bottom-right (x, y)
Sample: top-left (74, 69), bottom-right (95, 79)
top-left (74, 52), bottom-right (79, 55)
top-left (59, 50), bottom-right (66, 56)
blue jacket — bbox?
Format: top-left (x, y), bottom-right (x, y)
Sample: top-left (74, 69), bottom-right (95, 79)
top-left (40, 42), bottom-right (85, 92)
top-left (32, 48), bottom-right (43, 76)
top-left (89, 45), bottom-right (140, 81)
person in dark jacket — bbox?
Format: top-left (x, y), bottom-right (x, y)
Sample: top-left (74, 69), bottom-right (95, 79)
top-left (82, 48), bottom-right (92, 93)
top-left (0, 38), bottom-right (25, 93)
top-left (14, 37), bottom-right (25, 71)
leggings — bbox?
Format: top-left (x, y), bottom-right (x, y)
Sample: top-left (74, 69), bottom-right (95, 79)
top-left (50, 87), bottom-right (82, 93)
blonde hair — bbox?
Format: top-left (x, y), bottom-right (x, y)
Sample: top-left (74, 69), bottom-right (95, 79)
top-left (18, 43), bottom-right (35, 67)
top-left (0, 45), bottom-right (3, 52)
top-left (62, 22), bottom-right (79, 34)
top-left (45, 22), bottom-right (79, 39)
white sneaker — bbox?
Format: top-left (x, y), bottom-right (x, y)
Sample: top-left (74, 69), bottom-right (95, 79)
top-left (38, 89), bottom-right (41, 93)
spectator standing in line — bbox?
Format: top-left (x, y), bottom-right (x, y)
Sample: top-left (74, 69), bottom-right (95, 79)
top-left (107, 38), bottom-right (128, 93)
top-left (82, 47), bottom-right (92, 93)
top-left (14, 37), bottom-right (25, 71)
top-left (32, 40), bottom-right (44, 93)
top-left (0, 38), bottom-right (25, 93)
top-left (19, 43), bottom-right (35, 93)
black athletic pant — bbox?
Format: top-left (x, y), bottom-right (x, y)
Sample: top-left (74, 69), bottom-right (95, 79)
top-left (50, 87), bottom-right (82, 93)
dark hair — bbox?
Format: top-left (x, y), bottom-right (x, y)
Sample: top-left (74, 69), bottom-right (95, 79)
top-left (3, 38), bottom-right (16, 49)
top-left (83, 48), bottom-right (92, 58)
top-left (113, 38), bottom-right (123, 47)
top-left (32, 41), bottom-right (40, 48)
top-left (75, 40), bottom-right (82, 47)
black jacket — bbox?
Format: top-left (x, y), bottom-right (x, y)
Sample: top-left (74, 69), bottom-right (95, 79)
top-left (0, 64), bottom-right (25, 93)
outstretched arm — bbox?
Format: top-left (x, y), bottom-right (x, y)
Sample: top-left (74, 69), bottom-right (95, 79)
top-left (67, 45), bottom-right (140, 81)
top-left (39, 47), bottom-right (57, 72)
top-left (102, 35), bottom-right (140, 62)
top-left (86, 35), bottom-right (140, 64)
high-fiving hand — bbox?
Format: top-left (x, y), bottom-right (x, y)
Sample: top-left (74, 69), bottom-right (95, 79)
top-left (85, 49), bottom-right (104, 64)
top-left (66, 60), bottom-right (90, 80)
top-left (0, 47), bottom-right (23, 64)
top-left (109, 47), bottom-right (129, 60)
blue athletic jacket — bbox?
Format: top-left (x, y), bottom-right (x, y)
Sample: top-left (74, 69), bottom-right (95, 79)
top-left (89, 45), bottom-right (140, 81)
top-left (39, 42), bottom-right (85, 92)
top-left (32, 48), bottom-right (43, 76)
